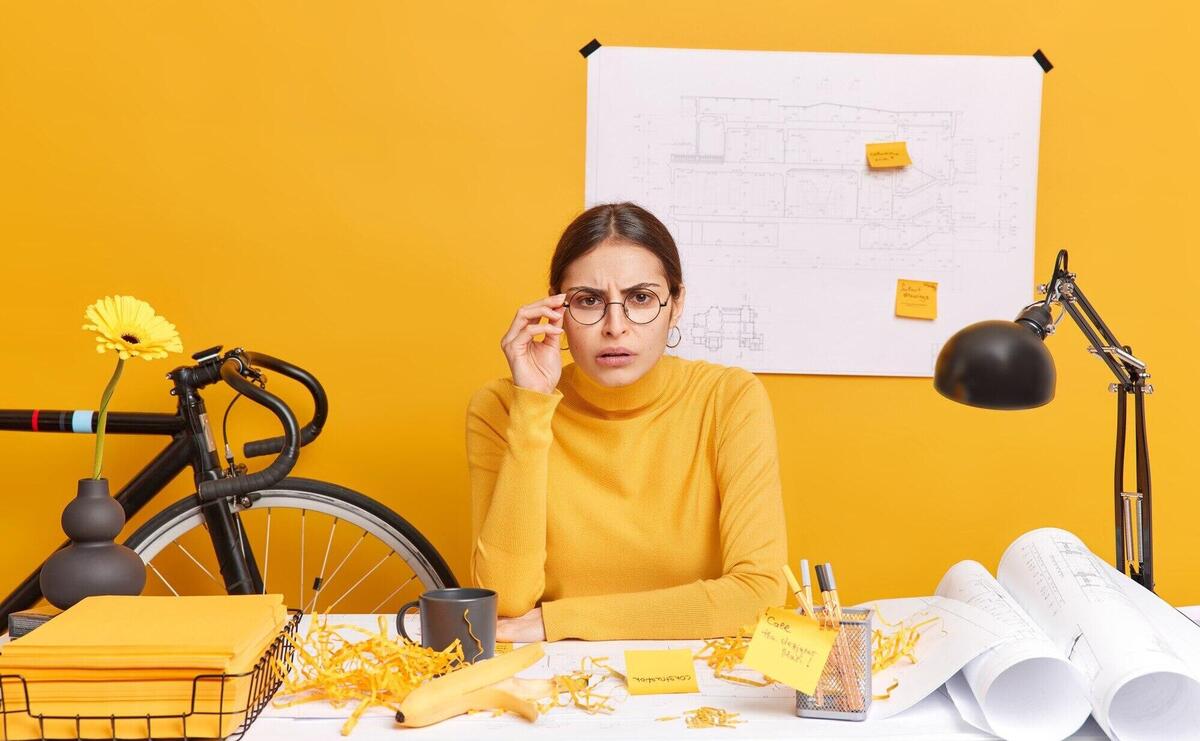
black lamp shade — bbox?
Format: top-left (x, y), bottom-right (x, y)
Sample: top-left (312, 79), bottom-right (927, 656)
top-left (934, 320), bottom-right (1057, 409)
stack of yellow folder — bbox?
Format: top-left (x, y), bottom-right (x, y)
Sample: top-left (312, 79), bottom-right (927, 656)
top-left (0, 594), bottom-right (288, 739)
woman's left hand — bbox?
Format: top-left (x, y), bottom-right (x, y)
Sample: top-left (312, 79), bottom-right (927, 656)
top-left (496, 607), bottom-right (546, 642)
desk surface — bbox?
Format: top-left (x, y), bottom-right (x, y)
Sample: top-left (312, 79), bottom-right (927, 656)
top-left (249, 612), bottom-right (1200, 740)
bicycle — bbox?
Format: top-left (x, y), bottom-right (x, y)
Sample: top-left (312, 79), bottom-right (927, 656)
top-left (0, 345), bottom-right (457, 629)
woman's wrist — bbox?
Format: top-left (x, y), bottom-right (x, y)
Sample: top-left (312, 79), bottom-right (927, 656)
top-left (513, 379), bottom-right (559, 396)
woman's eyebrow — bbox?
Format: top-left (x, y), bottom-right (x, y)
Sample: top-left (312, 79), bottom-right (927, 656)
top-left (566, 282), bottom-right (662, 294)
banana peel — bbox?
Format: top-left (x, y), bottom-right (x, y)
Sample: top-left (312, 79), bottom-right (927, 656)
top-left (395, 642), bottom-right (546, 727)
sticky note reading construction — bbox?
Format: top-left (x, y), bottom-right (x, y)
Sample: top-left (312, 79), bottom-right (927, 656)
top-left (743, 608), bottom-right (837, 695)
top-left (866, 141), bottom-right (912, 168)
top-left (895, 279), bottom-right (938, 320)
top-left (623, 649), bottom-right (699, 695)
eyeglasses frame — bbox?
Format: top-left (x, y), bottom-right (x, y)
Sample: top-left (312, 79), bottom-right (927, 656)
top-left (561, 288), bottom-right (671, 326)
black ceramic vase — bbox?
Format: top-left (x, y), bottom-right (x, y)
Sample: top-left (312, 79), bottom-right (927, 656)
top-left (40, 478), bottom-right (146, 609)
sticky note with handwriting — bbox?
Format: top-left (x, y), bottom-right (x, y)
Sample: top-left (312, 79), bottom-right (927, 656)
top-left (623, 648), bottom-right (699, 695)
top-left (895, 279), bottom-right (938, 320)
top-left (866, 141), bottom-right (912, 168)
top-left (742, 607), bottom-right (837, 694)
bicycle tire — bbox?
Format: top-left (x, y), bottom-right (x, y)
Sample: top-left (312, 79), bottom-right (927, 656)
top-left (123, 477), bottom-right (458, 605)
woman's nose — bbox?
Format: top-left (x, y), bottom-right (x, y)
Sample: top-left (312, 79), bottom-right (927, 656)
top-left (602, 303), bottom-right (629, 336)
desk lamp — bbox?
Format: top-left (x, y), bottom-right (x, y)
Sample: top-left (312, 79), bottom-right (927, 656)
top-left (933, 249), bottom-right (1155, 590)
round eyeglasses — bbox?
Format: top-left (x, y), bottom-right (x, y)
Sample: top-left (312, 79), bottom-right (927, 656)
top-left (563, 288), bottom-right (669, 326)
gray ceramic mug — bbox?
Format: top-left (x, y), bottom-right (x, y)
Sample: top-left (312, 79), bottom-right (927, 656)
top-left (397, 587), bottom-right (497, 662)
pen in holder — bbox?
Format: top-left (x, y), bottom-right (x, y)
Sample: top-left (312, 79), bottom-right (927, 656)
top-left (795, 607), bottom-right (873, 721)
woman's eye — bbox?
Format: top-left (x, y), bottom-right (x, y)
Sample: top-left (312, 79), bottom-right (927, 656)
top-left (631, 292), bottom-right (651, 305)
top-left (576, 295), bottom-right (601, 307)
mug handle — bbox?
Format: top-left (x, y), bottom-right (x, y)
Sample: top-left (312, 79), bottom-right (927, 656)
top-left (397, 600), bottom-right (420, 642)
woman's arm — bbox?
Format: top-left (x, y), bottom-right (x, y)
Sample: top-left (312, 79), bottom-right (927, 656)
top-left (466, 295), bottom-right (566, 617)
top-left (466, 382), bottom-right (560, 617)
top-left (539, 370), bottom-right (788, 640)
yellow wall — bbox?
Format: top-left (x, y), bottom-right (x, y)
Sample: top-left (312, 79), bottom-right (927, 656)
top-left (2, 1), bottom-right (1198, 611)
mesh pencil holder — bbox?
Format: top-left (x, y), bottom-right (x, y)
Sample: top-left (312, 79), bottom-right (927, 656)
top-left (794, 607), bottom-right (872, 721)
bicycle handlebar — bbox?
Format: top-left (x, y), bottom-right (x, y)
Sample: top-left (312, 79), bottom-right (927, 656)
top-left (239, 351), bottom-right (329, 458)
top-left (197, 353), bottom-right (304, 502)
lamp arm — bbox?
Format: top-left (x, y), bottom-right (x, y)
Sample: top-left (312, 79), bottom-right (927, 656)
top-left (1056, 295), bottom-right (1136, 386)
top-left (1043, 249), bottom-right (1154, 591)
top-left (1043, 249), bottom-right (1148, 388)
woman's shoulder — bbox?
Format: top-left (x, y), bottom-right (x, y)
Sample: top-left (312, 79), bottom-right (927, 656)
top-left (670, 358), bottom-right (775, 440)
top-left (670, 354), bottom-right (764, 402)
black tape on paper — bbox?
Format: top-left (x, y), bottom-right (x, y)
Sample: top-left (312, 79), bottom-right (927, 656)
top-left (580, 38), bottom-right (601, 58)
top-left (1033, 49), bottom-right (1053, 73)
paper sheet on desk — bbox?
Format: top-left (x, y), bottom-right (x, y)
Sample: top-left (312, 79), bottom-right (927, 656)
top-left (856, 596), bottom-right (1011, 720)
top-left (269, 620), bottom-right (696, 721)
top-left (268, 616), bottom-right (1014, 737)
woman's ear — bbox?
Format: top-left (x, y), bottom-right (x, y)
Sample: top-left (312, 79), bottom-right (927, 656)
top-left (670, 285), bottom-right (686, 326)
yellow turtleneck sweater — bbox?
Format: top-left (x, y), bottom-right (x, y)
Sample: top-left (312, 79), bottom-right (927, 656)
top-left (465, 353), bottom-right (788, 641)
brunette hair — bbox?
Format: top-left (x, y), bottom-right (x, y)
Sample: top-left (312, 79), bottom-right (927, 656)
top-left (548, 202), bottom-right (683, 299)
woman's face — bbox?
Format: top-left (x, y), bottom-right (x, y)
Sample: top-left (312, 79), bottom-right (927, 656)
top-left (559, 238), bottom-right (686, 387)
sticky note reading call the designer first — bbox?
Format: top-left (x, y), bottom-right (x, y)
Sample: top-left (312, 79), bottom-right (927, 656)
top-left (866, 141), bottom-right (912, 168)
top-left (743, 607), bottom-right (837, 695)
top-left (623, 649), bottom-right (699, 695)
top-left (895, 279), bottom-right (938, 320)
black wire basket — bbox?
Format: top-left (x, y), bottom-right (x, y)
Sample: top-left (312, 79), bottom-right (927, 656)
top-left (0, 610), bottom-right (300, 740)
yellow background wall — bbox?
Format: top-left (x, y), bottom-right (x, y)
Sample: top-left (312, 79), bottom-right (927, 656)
top-left (2, 1), bottom-right (1198, 611)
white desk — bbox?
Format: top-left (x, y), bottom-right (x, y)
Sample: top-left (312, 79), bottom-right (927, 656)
top-left (247, 612), bottom-right (1200, 740)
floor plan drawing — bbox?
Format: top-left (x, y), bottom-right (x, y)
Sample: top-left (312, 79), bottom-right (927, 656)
top-left (586, 47), bottom-right (1044, 375)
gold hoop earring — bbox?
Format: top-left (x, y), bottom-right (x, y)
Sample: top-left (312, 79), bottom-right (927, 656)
top-left (667, 326), bottom-right (681, 348)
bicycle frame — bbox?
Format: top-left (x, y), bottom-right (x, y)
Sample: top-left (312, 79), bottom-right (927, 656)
top-left (0, 359), bottom-right (266, 628)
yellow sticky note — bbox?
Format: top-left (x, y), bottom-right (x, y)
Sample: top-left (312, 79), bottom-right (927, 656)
top-left (623, 649), bottom-right (699, 695)
top-left (866, 141), bottom-right (912, 168)
top-left (895, 279), bottom-right (938, 320)
top-left (742, 607), bottom-right (837, 695)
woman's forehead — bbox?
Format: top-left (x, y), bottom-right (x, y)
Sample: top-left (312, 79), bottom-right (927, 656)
top-left (562, 241), bottom-right (666, 287)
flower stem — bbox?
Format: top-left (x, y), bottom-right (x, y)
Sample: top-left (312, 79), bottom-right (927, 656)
top-left (92, 358), bottom-right (125, 480)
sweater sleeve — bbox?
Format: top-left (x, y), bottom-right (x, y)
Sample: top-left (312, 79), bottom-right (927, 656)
top-left (465, 380), bottom-right (562, 617)
top-left (539, 370), bottom-right (788, 640)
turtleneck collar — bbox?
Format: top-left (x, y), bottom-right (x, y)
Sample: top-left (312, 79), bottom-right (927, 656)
top-left (561, 353), bottom-right (679, 417)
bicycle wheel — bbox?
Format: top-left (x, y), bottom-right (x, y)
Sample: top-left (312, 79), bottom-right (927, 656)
top-left (124, 477), bottom-right (458, 613)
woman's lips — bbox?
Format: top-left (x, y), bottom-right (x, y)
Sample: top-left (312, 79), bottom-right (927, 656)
top-left (596, 352), bottom-right (636, 367)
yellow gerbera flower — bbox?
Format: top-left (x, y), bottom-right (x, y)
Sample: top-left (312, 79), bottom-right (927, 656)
top-left (82, 295), bottom-right (183, 361)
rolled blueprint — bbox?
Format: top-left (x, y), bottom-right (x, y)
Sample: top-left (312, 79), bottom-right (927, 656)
top-left (936, 559), bottom-right (1091, 740)
top-left (997, 528), bottom-right (1200, 741)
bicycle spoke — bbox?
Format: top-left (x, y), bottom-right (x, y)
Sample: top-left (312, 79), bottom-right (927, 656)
top-left (236, 514), bottom-right (247, 559)
top-left (147, 562), bottom-right (180, 597)
top-left (325, 552), bottom-right (394, 612)
top-left (299, 510), bottom-right (306, 609)
top-left (261, 508), bottom-right (272, 595)
top-left (368, 573), bottom-right (418, 615)
top-left (173, 542), bottom-right (221, 587)
top-left (305, 530), bottom-right (368, 614)
top-left (307, 515), bottom-right (340, 609)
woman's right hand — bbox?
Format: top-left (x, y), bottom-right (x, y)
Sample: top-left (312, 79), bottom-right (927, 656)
top-left (501, 294), bottom-right (567, 395)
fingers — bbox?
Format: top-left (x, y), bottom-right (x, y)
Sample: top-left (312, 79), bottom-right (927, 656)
top-left (503, 319), bottom-right (564, 357)
top-left (541, 306), bottom-right (565, 346)
top-left (502, 294), bottom-right (566, 349)
top-left (515, 321), bottom-right (563, 348)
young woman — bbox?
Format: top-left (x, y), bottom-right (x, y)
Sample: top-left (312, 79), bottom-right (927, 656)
top-left (467, 202), bottom-right (787, 642)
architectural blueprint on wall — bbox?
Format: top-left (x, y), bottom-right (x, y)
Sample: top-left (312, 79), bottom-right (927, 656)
top-left (584, 46), bottom-right (1044, 376)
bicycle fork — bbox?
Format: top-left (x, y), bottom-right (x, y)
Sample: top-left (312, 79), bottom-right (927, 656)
top-left (174, 374), bottom-right (264, 596)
